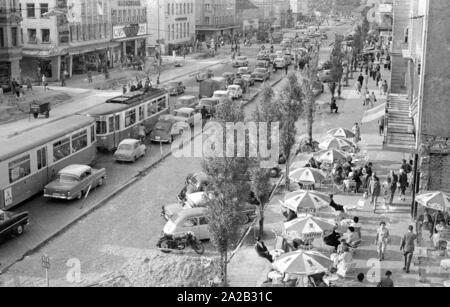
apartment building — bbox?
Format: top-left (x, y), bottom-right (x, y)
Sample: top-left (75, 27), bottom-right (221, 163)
top-left (147, 0), bottom-right (195, 55)
top-left (195, 0), bottom-right (238, 42)
top-left (0, 0), bottom-right (22, 90)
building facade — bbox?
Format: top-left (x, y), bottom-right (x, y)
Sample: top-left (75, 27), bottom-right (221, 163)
top-left (290, 0), bottom-right (311, 21)
top-left (20, 0), bottom-right (114, 81)
top-left (236, 0), bottom-right (259, 33)
top-left (390, 0), bottom-right (409, 94)
top-left (195, 0), bottom-right (238, 42)
top-left (147, 0), bottom-right (195, 55)
top-left (110, 0), bottom-right (148, 64)
top-left (0, 0), bottom-right (22, 90)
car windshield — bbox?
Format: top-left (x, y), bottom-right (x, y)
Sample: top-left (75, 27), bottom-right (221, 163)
top-left (214, 94), bottom-right (226, 98)
top-left (57, 173), bottom-right (80, 182)
top-left (155, 121), bottom-right (171, 130)
top-left (255, 68), bottom-right (266, 73)
top-left (175, 112), bottom-right (190, 118)
top-left (168, 82), bottom-right (178, 87)
top-left (118, 144), bottom-right (134, 151)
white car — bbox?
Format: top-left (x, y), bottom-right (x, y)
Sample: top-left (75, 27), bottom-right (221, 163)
top-left (233, 56), bottom-right (249, 68)
top-left (274, 57), bottom-right (287, 69)
top-left (114, 139), bottom-right (146, 162)
top-left (237, 67), bottom-right (251, 75)
top-left (227, 85), bottom-right (243, 100)
top-left (173, 107), bottom-right (201, 127)
top-left (212, 90), bottom-right (231, 104)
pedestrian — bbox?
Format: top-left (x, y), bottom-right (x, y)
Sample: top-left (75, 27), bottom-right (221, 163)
top-left (377, 271), bottom-right (394, 287)
top-left (378, 115), bottom-right (385, 136)
top-left (61, 72), bottom-right (66, 87)
top-left (401, 159), bottom-right (412, 174)
top-left (374, 222), bottom-right (390, 261)
top-left (285, 64), bottom-right (288, 75)
top-left (364, 90), bottom-right (370, 107)
top-left (400, 225), bottom-right (417, 274)
top-left (398, 169), bottom-right (408, 201)
top-left (369, 174), bottom-right (381, 213)
top-left (352, 123), bottom-right (361, 144)
top-left (356, 80), bottom-right (362, 94)
top-left (388, 170), bottom-right (398, 206)
top-left (369, 92), bottom-right (377, 108)
top-left (330, 97), bottom-right (339, 113)
top-left (138, 123), bottom-right (146, 143)
top-left (379, 79), bottom-right (384, 95)
top-left (255, 237), bottom-right (273, 263)
top-left (376, 71), bottom-right (382, 87)
top-left (87, 70), bottom-right (93, 83)
top-left (26, 78), bottom-right (33, 91)
top-left (382, 80), bottom-right (389, 96)
top-left (357, 73), bottom-right (364, 88)
top-left (42, 75), bottom-right (47, 91)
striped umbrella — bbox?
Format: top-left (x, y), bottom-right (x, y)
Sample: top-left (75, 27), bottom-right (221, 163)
top-left (284, 215), bottom-right (336, 239)
top-left (314, 149), bottom-right (348, 164)
top-left (273, 250), bottom-right (333, 275)
top-left (319, 136), bottom-right (354, 151)
top-left (416, 191), bottom-right (450, 212)
top-left (289, 167), bottom-right (326, 185)
top-left (283, 190), bottom-right (331, 213)
top-left (327, 128), bottom-right (355, 139)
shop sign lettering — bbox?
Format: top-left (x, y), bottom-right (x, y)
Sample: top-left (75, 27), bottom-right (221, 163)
top-left (113, 24), bottom-right (147, 39)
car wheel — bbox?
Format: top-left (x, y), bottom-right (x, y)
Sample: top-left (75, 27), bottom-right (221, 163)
top-left (14, 225), bottom-right (24, 236)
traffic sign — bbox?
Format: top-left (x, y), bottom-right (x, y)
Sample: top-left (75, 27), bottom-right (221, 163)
top-left (42, 255), bottom-right (50, 269)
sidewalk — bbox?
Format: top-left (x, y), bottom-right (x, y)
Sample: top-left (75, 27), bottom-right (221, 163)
top-left (228, 65), bottom-right (450, 287)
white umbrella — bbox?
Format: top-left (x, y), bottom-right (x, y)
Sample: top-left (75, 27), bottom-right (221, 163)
top-left (327, 128), bottom-right (355, 139)
top-left (283, 190), bottom-right (331, 213)
top-left (284, 215), bottom-right (335, 240)
top-left (416, 191), bottom-right (450, 212)
top-left (314, 149), bottom-right (348, 164)
top-left (319, 137), bottom-right (354, 150)
top-left (289, 167), bottom-right (325, 185)
top-left (273, 250), bottom-right (333, 275)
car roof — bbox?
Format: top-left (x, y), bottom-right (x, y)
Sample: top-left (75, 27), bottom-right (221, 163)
top-left (176, 207), bottom-right (207, 219)
top-left (178, 95), bottom-right (196, 101)
top-left (200, 97), bottom-right (219, 102)
top-left (119, 139), bottom-right (139, 145)
top-left (228, 85), bottom-right (240, 89)
top-left (214, 90), bottom-right (228, 94)
top-left (59, 164), bottom-right (91, 177)
top-left (175, 107), bottom-right (195, 113)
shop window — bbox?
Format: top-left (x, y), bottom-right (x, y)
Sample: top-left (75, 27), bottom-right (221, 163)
top-left (125, 109), bottom-right (136, 128)
top-left (41, 29), bottom-right (50, 43)
top-left (8, 155), bottom-right (31, 184)
top-left (53, 138), bottom-right (71, 162)
top-left (96, 120), bottom-right (107, 135)
top-left (72, 130), bottom-right (88, 153)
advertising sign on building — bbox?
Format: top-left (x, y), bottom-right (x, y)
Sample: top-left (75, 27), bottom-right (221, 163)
top-left (113, 24), bottom-right (147, 39)
top-left (57, 0), bottom-right (70, 44)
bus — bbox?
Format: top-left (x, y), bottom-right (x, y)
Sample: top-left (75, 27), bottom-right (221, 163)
top-left (79, 88), bottom-right (169, 151)
top-left (0, 115), bottom-right (97, 210)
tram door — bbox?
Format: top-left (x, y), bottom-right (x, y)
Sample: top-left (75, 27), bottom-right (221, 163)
top-left (111, 114), bottom-right (121, 149)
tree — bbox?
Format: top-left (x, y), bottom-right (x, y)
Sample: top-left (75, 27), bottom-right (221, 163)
top-left (329, 36), bottom-right (345, 100)
top-left (202, 99), bottom-right (251, 286)
top-left (278, 73), bottom-right (304, 191)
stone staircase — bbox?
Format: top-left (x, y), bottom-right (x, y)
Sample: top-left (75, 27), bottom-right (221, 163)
top-left (384, 94), bottom-right (416, 152)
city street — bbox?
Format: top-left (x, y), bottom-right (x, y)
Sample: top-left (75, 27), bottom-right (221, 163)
top-left (0, 19), bottom-right (353, 286)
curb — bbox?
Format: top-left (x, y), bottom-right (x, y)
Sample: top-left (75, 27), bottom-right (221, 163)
top-left (0, 73), bottom-right (285, 276)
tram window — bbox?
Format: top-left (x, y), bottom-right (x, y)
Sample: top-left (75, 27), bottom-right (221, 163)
top-left (147, 101), bottom-right (156, 116)
top-left (96, 120), bottom-right (107, 135)
top-left (139, 106), bottom-right (144, 121)
top-left (8, 155), bottom-right (31, 184)
top-left (91, 126), bottom-right (95, 143)
top-left (37, 148), bottom-right (47, 170)
top-left (108, 117), bottom-right (114, 133)
top-left (72, 130), bottom-right (88, 153)
top-left (53, 138), bottom-right (71, 162)
top-left (115, 115), bottom-right (120, 130)
top-left (125, 109), bottom-right (136, 128)
top-left (157, 97), bottom-right (167, 112)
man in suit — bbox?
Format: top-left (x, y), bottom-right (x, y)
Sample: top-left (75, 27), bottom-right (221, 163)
top-left (255, 237), bottom-right (273, 263)
top-left (400, 225), bottom-right (418, 273)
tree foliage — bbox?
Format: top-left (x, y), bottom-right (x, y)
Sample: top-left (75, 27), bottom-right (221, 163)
top-left (329, 36), bottom-right (345, 99)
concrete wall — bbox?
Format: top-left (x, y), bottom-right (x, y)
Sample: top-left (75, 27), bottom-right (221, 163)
top-left (420, 0), bottom-right (450, 138)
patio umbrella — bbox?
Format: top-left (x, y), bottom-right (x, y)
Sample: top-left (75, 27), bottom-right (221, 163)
top-left (327, 128), bottom-right (355, 139)
top-left (284, 215), bottom-right (335, 240)
top-left (314, 149), bottom-right (348, 164)
top-left (319, 137), bottom-right (354, 151)
top-left (289, 167), bottom-right (326, 185)
top-left (415, 191), bottom-right (450, 212)
top-left (283, 190), bottom-right (331, 213)
top-left (273, 250), bottom-right (333, 276)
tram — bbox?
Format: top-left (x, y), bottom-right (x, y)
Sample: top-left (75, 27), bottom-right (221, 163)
top-left (79, 88), bottom-right (169, 151)
top-left (0, 115), bottom-right (97, 210)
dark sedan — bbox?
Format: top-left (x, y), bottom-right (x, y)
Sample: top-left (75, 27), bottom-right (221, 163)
top-left (0, 210), bottom-right (29, 240)
top-left (251, 68), bottom-right (271, 82)
top-left (167, 81), bottom-right (186, 96)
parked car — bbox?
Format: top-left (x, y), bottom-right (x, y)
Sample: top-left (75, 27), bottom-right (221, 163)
top-left (167, 81), bottom-right (186, 96)
top-left (175, 95), bottom-right (198, 110)
top-left (233, 77), bottom-right (248, 93)
top-left (0, 210), bottom-right (29, 239)
top-left (227, 85), bottom-right (243, 100)
top-left (222, 72), bottom-right (235, 85)
top-left (150, 116), bottom-right (180, 143)
top-left (241, 74), bottom-right (256, 87)
top-left (274, 57), bottom-right (287, 69)
top-left (114, 139), bottom-right (147, 162)
top-left (237, 67), bottom-right (251, 75)
top-left (283, 54), bottom-right (292, 66)
top-left (44, 165), bottom-right (106, 200)
top-left (256, 60), bottom-right (270, 69)
top-left (195, 97), bottom-right (221, 118)
top-left (173, 107), bottom-right (200, 127)
top-left (251, 68), bottom-right (271, 82)
top-left (196, 70), bottom-right (214, 82)
top-left (318, 69), bottom-right (333, 83)
top-left (269, 54), bottom-right (277, 64)
top-left (233, 56), bottom-right (249, 68)
top-left (257, 51), bottom-right (270, 61)
top-left (212, 90), bottom-right (231, 104)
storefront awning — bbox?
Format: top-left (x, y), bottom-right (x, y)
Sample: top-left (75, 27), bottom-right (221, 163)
top-left (362, 103), bottom-right (386, 123)
top-left (69, 42), bottom-right (120, 56)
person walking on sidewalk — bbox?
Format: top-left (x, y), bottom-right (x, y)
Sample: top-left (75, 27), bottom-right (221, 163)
top-left (352, 123), bottom-right (361, 144)
top-left (369, 92), bottom-right (377, 108)
top-left (358, 73), bottom-right (364, 89)
top-left (285, 65), bottom-right (289, 76)
top-left (87, 70), bottom-right (93, 83)
top-left (377, 271), bottom-right (394, 287)
top-left (255, 237), bottom-right (273, 263)
top-left (387, 170), bottom-right (398, 206)
top-left (382, 80), bottom-right (389, 96)
top-left (398, 169), bottom-right (408, 201)
top-left (375, 222), bottom-right (390, 261)
top-left (379, 79), bottom-right (384, 95)
top-left (376, 71), bottom-right (382, 87)
top-left (42, 75), bottom-right (48, 91)
top-left (400, 225), bottom-right (417, 274)
top-left (369, 174), bottom-right (381, 213)
top-left (378, 115), bottom-right (385, 136)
